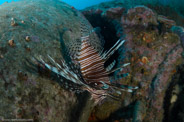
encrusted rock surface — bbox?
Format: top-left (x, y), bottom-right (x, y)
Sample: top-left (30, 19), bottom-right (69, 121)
top-left (0, 0), bottom-right (94, 121)
top-left (121, 6), bottom-right (158, 28)
top-left (82, 2), bottom-right (184, 122)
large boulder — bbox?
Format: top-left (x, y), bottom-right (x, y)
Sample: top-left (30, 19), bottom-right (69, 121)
top-left (0, 0), bottom-right (94, 121)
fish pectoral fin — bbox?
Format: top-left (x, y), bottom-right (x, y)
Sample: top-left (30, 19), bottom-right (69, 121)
top-left (111, 83), bottom-right (138, 93)
top-left (37, 55), bottom-right (81, 84)
top-left (105, 60), bottom-right (116, 72)
top-left (108, 63), bottom-right (130, 74)
top-left (101, 39), bottom-right (125, 60)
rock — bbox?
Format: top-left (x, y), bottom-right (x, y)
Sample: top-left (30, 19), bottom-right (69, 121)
top-left (82, 1), bottom-right (184, 122)
top-left (158, 15), bottom-right (176, 28)
top-left (105, 7), bottom-right (125, 19)
top-left (146, 4), bottom-right (184, 27)
top-left (0, 0), bottom-right (94, 121)
top-left (171, 26), bottom-right (184, 48)
top-left (121, 6), bottom-right (158, 29)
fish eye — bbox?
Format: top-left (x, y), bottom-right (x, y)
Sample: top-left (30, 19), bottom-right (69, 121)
top-left (88, 82), bottom-right (99, 88)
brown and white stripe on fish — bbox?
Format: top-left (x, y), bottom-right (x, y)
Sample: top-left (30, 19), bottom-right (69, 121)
top-left (35, 18), bottom-right (138, 103)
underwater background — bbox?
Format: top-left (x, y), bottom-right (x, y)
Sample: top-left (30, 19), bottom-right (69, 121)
top-left (0, 0), bottom-right (114, 9)
top-left (0, 0), bottom-right (184, 122)
top-left (1, 0), bottom-right (184, 11)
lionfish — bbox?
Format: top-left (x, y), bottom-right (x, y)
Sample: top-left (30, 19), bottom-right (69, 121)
top-left (36, 18), bottom-right (138, 104)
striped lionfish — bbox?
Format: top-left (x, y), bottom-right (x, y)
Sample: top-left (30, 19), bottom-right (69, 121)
top-left (36, 19), bottom-right (138, 104)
